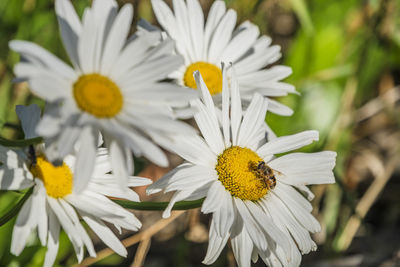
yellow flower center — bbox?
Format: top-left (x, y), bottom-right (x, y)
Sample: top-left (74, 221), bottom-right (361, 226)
top-left (30, 156), bottom-right (73, 198)
top-left (73, 74), bottom-right (123, 118)
top-left (215, 146), bottom-right (269, 201)
top-left (183, 62), bottom-right (222, 95)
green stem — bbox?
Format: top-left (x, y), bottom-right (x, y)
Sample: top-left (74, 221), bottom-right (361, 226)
top-left (113, 198), bottom-right (204, 211)
top-left (0, 187), bottom-right (33, 227)
top-left (0, 136), bottom-right (43, 147)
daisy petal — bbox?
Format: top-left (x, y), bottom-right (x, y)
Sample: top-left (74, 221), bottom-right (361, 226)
top-left (35, 180), bottom-right (48, 245)
top-left (221, 65), bottom-right (231, 147)
top-left (151, 0), bottom-right (186, 58)
top-left (172, 0), bottom-right (194, 61)
top-left (237, 94), bottom-right (267, 147)
top-left (269, 151), bottom-right (336, 185)
top-left (47, 198), bottom-right (83, 250)
top-left (55, 123), bottom-right (82, 159)
top-left (111, 31), bottom-right (161, 80)
top-left (230, 73), bottom-right (242, 145)
top-left (43, 209), bottom-right (60, 267)
top-left (203, 0), bottom-right (226, 58)
top-left (234, 38), bottom-right (280, 75)
top-left (231, 227), bottom-right (253, 267)
top-left (201, 180), bottom-right (224, 214)
top-left (58, 199), bottom-right (96, 257)
top-left (296, 185), bottom-right (315, 201)
top-left (245, 201), bottom-right (291, 253)
top-left (82, 215), bottom-right (127, 257)
top-left (9, 40), bottom-right (76, 80)
top-left (91, 0), bottom-right (118, 72)
top-left (28, 73), bottom-right (72, 101)
top-left (238, 65), bottom-right (293, 84)
top-left (151, 133), bottom-right (215, 167)
top-left (87, 182), bottom-right (140, 202)
top-left (234, 199), bottom-right (267, 251)
top-left (123, 54), bottom-right (183, 87)
top-left (221, 22), bottom-right (259, 63)
top-left (257, 130), bottom-right (319, 158)
top-left (266, 98), bottom-right (293, 116)
top-left (162, 186), bottom-right (204, 218)
top-left (164, 165), bottom-right (215, 193)
top-left (213, 190), bottom-right (235, 237)
top-left (273, 184), bottom-right (321, 233)
top-left (74, 127), bottom-right (99, 193)
top-left (78, 8), bottom-right (97, 73)
top-left (0, 146), bottom-right (25, 169)
top-left (187, 0), bottom-right (204, 60)
top-left (202, 219), bottom-right (229, 265)
top-left (147, 163), bottom-right (190, 194)
top-left (55, 0), bottom-right (82, 68)
top-left (265, 194), bottom-right (316, 254)
top-left (100, 3), bottom-right (133, 74)
top-left (0, 168), bottom-right (34, 190)
top-left (10, 196), bottom-right (36, 256)
top-left (208, 9), bottom-right (237, 63)
top-left (106, 137), bottom-right (130, 190)
top-left (67, 191), bottom-right (127, 219)
top-left (151, 0), bottom-right (177, 33)
top-left (122, 126), bottom-right (169, 168)
top-left (191, 98), bottom-right (224, 155)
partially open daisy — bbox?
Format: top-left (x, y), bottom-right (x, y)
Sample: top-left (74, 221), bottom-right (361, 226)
top-left (0, 105), bottom-right (151, 267)
top-left (10, 0), bottom-right (196, 192)
top-left (151, 0), bottom-right (296, 115)
top-left (148, 68), bottom-right (336, 266)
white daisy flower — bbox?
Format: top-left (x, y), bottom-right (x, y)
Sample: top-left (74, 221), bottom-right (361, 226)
top-left (0, 105), bottom-right (151, 267)
top-left (148, 68), bottom-right (336, 266)
top-left (9, 0), bottom-right (197, 192)
top-left (150, 0), bottom-right (297, 116)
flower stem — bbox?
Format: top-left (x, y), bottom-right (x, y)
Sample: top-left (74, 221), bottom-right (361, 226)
top-left (113, 198), bottom-right (204, 211)
top-left (0, 136), bottom-right (43, 147)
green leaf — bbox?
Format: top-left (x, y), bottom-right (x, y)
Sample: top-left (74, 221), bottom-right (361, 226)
top-left (0, 187), bottom-right (33, 227)
top-left (113, 198), bottom-right (205, 211)
top-left (0, 192), bottom-right (19, 261)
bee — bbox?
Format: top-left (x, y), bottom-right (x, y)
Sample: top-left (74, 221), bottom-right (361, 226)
top-left (252, 161), bottom-right (276, 190)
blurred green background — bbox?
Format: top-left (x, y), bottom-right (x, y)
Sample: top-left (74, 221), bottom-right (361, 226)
top-left (0, 0), bottom-right (399, 266)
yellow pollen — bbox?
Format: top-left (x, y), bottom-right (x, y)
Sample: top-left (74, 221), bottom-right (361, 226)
top-left (73, 74), bottom-right (123, 118)
top-left (215, 146), bottom-right (269, 201)
top-left (30, 156), bottom-right (73, 198)
top-left (183, 62), bottom-right (222, 95)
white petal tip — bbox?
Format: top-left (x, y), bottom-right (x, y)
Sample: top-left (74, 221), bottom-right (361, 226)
top-left (157, 160), bottom-right (169, 168)
top-left (146, 188), bottom-right (161, 195)
top-left (162, 210), bottom-right (171, 218)
top-left (116, 249), bottom-right (128, 258)
top-left (8, 40), bottom-right (21, 50)
top-left (141, 178), bottom-right (153, 186)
